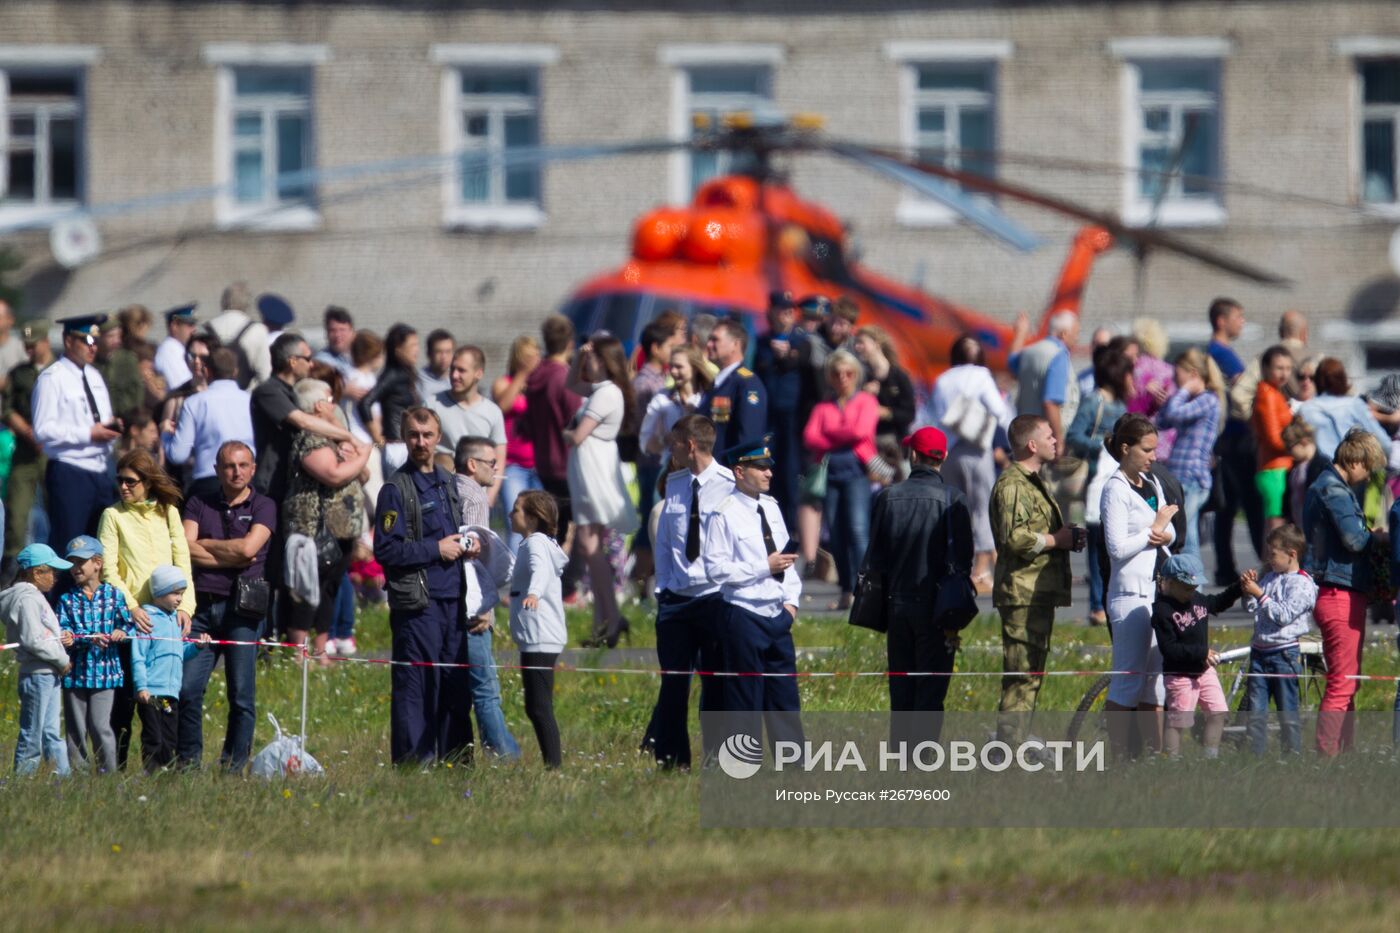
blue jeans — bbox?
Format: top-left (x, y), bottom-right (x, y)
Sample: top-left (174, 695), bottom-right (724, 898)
top-left (331, 574), bottom-right (355, 640)
top-left (1246, 646), bottom-right (1301, 755)
top-left (824, 468), bottom-right (871, 594)
top-left (15, 670), bottom-right (70, 776)
top-left (1087, 524), bottom-right (1106, 616)
top-left (467, 627), bottom-right (520, 759)
top-left (501, 463), bottom-right (542, 553)
top-left (178, 598), bottom-right (261, 771)
top-left (1181, 481), bottom-right (1210, 562)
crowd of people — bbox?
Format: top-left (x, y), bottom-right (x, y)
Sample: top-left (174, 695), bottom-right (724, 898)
top-left (0, 285), bottom-right (1397, 774)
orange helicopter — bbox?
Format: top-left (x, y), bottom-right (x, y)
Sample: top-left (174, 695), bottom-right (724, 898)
top-left (561, 115), bottom-right (1288, 385)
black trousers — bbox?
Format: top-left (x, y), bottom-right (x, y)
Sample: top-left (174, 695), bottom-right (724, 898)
top-left (541, 476), bottom-right (584, 598)
top-left (1212, 428), bottom-right (1265, 581)
top-left (520, 651), bottom-right (561, 768)
top-left (886, 598), bottom-right (956, 746)
top-left (643, 591), bottom-right (724, 768)
top-left (137, 697), bottom-right (180, 773)
top-left (111, 642), bottom-right (136, 771)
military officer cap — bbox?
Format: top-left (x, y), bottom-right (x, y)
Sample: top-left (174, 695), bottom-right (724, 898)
top-left (164, 302), bottom-right (198, 324)
top-left (768, 289), bottom-right (795, 310)
top-left (57, 313), bottom-right (107, 345)
top-left (721, 433), bottom-right (776, 469)
top-left (20, 323), bottom-right (47, 346)
top-left (98, 316), bottom-right (121, 334)
top-left (257, 293), bottom-right (295, 329)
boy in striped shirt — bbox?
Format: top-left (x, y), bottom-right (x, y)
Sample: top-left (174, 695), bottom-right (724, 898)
top-left (58, 535), bottom-right (133, 774)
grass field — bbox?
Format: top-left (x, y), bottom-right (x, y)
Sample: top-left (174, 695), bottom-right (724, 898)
top-left (4, 604), bottom-right (1400, 930)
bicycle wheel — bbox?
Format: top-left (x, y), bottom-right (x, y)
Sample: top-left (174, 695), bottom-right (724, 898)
top-left (1065, 674), bottom-right (1113, 743)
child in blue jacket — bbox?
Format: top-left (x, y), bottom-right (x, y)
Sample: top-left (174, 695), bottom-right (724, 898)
top-left (132, 565), bottom-right (208, 772)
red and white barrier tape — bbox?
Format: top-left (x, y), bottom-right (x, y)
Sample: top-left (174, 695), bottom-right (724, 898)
top-left (3, 632), bottom-right (1397, 682)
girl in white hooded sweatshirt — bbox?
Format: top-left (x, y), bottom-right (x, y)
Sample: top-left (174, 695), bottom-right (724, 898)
top-left (508, 490), bottom-right (568, 768)
top-left (1100, 413), bottom-right (1178, 758)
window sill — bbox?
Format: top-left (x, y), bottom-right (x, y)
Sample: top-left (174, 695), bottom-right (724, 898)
top-left (1361, 201), bottom-right (1400, 220)
top-left (0, 202), bottom-right (83, 231)
top-left (215, 203), bottom-right (322, 233)
top-left (443, 204), bottom-right (545, 232)
top-left (1120, 199), bottom-right (1226, 229)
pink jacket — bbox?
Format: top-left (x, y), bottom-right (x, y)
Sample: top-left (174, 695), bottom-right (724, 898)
top-left (804, 391), bottom-right (879, 464)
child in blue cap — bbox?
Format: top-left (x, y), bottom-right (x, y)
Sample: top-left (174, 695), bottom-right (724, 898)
top-left (1151, 553), bottom-right (1243, 759)
top-left (0, 544), bottom-right (77, 776)
top-left (132, 564), bottom-right (208, 772)
top-left (58, 535), bottom-right (134, 774)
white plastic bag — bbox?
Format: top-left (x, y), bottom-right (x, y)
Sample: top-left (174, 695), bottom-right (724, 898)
top-left (251, 713), bottom-right (324, 778)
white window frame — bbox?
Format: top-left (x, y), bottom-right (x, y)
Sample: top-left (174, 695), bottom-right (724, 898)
top-left (432, 44), bottom-right (557, 231)
top-left (1110, 37), bottom-right (1231, 228)
top-left (884, 41), bottom-right (1011, 228)
top-left (1338, 39), bottom-right (1400, 217)
top-left (659, 44), bottom-right (783, 204)
top-left (0, 46), bottom-right (97, 227)
top-left (204, 43), bottom-right (328, 232)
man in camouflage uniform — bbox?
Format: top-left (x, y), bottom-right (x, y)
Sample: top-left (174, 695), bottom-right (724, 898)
top-left (96, 317), bottom-right (143, 419)
top-left (989, 414), bottom-right (1080, 743)
top-left (1, 324), bottom-right (53, 578)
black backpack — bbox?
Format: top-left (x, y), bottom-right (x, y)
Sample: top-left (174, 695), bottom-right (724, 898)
top-left (228, 319), bottom-right (258, 389)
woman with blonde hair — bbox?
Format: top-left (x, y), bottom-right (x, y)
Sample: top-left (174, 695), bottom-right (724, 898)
top-left (640, 344), bottom-right (713, 464)
top-left (97, 448), bottom-right (196, 770)
top-left (804, 348), bottom-right (881, 610)
top-left (493, 335), bottom-right (543, 552)
top-left (1155, 347), bottom-right (1223, 560)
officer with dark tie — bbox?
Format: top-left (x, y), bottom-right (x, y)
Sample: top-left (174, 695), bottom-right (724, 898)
top-left (701, 434), bottom-right (803, 750)
top-left (699, 318), bottom-right (767, 455)
top-left (642, 413), bottom-right (734, 769)
top-left (31, 314), bottom-right (120, 548)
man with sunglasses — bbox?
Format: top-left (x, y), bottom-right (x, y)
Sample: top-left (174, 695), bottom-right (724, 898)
top-left (250, 333), bottom-right (353, 502)
top-left (32, 314), bottom-right (121, 548)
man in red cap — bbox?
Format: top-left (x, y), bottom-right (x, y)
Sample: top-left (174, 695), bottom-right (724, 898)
top-left (857, 426), bottom-right (972, 745)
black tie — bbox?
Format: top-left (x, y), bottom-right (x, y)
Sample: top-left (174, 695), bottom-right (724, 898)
top-left (80, 367), bottom-right (100, 423)
top-left (685, 478), bottom-right (701, 563)
top-left (758, 502), bottom-right (784, 580)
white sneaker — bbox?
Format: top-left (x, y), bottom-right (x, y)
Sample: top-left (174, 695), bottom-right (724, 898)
top-left (324, 639), bottom-right (340, 658)
top-left (337, 638), bottom-right (357, 657)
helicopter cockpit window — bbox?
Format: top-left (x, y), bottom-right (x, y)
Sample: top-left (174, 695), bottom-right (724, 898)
top-left (591, 293), bottom-right (645, 344)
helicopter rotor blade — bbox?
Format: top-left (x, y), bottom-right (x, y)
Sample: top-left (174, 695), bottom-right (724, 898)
top-left (838, 141), bottom-right (1291, 287)
top-left (825, 142), bottom-right (1042, 253)
top-left (0, 139), bottom-right (692, 236)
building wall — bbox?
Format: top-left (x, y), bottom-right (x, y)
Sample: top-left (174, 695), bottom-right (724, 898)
top-left (2, 0), bottom-right (1398, 380)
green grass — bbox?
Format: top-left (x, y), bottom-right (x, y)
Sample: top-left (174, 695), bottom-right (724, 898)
top-left (3, 606), bottom-right (1400, 929)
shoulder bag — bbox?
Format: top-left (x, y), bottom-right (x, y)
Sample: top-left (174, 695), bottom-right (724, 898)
top-left (848, 568), bottom-right (886, 633)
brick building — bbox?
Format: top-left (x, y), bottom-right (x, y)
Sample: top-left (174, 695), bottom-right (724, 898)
top-left (1, 1), bottom-right (1399, 381)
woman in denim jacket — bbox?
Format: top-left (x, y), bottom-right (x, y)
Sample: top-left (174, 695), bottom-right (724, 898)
top-left (1302, 429), bottom-right (1387, 756)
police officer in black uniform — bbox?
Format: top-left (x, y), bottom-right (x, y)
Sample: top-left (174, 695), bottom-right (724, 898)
top-left (699, 318), bottom-right (767, 456)
top-left (374, 407), bottom-right (479, 765)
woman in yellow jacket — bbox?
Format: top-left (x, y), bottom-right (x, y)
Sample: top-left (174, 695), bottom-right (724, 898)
top-left (97, 448), bottom-right (195, 770)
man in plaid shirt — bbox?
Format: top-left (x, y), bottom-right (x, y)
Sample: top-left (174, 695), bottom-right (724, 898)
top-left (58, 535), bottom-right (134, 774)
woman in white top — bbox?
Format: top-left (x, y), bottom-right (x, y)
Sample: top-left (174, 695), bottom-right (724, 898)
top-left (640, 345), bottom-right (714, 469)
top-left (1100, 412), bottom-right (1178, 758)
top-left (565, 335), bottom-right (639, 648)
top-left (925, 334), bottom-right (1012, 588)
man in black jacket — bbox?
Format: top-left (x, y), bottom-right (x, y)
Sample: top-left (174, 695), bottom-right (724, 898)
top-left (860, 427), bottom-right (973, 744)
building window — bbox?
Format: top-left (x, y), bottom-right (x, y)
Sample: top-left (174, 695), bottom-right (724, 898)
top-left (205, 44), bottom-right (326, 231)
top-left (910, 63), bottom-right (997, 183)
top-left (684, 66), bottom-right (771, 194)
top-left (1, 69), bottom-right (83, 211)
top-left (1112, 40), bottom-right (1229, 227)
top-left (229, 68), bottom-right (313, 210)
top-left (1361, 59), bottom-right (1400, 204)
top-left (455, 70), bottom-right (540, 209)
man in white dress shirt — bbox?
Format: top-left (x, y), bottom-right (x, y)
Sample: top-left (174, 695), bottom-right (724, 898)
top-left (31, 314), bottom-right (121, 548)
top-left (641, 414), bottom-right (734, 769)
top-left (702, 433), bottom-right (803, 751)
top-left (153, 303), bottom-right (197, 391)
